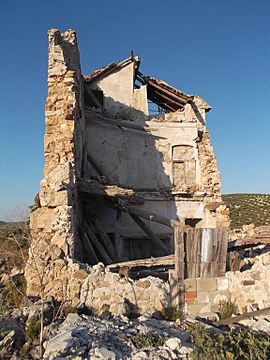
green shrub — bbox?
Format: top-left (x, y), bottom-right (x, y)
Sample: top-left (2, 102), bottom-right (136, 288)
top-left (160, 306), bottom-right (184, 322)
top-left (63, 305), bottom-right (79, 317)
top-left (26, 320), bottom-right (41, 343)
top-left (218, 299), bottom-right (238, 320)
top-left (5, 275), bottom-right (26, 307)
top-left (131, 334), bottom-right (167, 349)
top-left (188, 322), bottom-right (270, 359)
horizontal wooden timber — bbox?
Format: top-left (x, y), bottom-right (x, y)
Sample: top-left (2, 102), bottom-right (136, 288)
top-left (213, 306), bottom-right (270, 327)
top-left (77, 180), bottom-right (135, 197)
top-left (85, 110), bottom-right (150, 132)
top-left (107, 254), bottom-right (175, 269)
top-left (228, 236), bottom-right (270, 251)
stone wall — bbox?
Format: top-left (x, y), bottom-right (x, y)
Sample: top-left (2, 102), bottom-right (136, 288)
top-left (25, 28), bottom-right (83, 296)
top-left (184, 277), bottom-right (230, 314)
top-left (226, 251), bottom-right (270, 312)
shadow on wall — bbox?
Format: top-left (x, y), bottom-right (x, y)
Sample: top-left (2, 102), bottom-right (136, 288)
top-left (76, 94), bottom-right (178, 265)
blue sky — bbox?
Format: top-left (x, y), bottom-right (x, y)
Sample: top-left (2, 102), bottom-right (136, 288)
top-left (0, 0), bottom-right (269, 219)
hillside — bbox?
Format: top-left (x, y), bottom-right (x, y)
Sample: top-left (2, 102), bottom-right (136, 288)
top-left (222, 193), bottom-right (270, 229)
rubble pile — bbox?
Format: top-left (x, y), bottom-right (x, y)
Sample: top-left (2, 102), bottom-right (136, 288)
top-left (43, 313), bottom-right (193, 360)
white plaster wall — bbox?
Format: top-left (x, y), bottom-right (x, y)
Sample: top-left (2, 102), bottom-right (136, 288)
top-left (133, 85), bottom-right (148, 115)
top-left (118, 200), bottom-right (204, 236)
top-left (85, 121), bottom-right (199, 190)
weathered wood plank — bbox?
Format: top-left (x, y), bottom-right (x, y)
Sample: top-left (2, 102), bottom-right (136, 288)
top-left (228, 236), bottom-right (270, 251)
top-left (174, 226), bottom-right (185, 308)
top-left (84, 220), bottom-right (112, 265)
top-left (108, 254), bottom-right (175, 269)
top-left (77, 180), bottom-right (135, 197)
top-left (78, 225), bottom-right (99, 265)
top-left (115, 209), bottom-right (124, 261)
top-left (90, 215), bottom-right (116, 259)
top-left (195, 228), bottom-right (201, 277)
top-left (213, 306), bottom-right (270, 327)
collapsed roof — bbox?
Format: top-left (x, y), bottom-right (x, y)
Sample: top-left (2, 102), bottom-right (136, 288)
top-left (84, 56), bottom-right (202, 113)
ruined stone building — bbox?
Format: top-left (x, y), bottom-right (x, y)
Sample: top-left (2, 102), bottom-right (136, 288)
top-left (25, 29), bottom-right (230, 315)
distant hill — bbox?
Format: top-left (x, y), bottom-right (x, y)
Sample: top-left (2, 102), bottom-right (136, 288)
top-left (0, 220), bottom-right (7, 225)
top-left (222, 194), bottom-right (270, 229)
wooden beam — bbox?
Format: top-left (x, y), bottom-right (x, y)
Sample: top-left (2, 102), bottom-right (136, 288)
top-left (77, 180), bottom-right (135, 197)
top-left (173, 226), bottom-right (185, 308)
top-left (122, 205), bottom-right (181, 228)
top-left (129, 213), bottom-right (168, 253)
top-left (91, 214), bottom-right (116, 259)
top-left (115, 209), bottom-right (124, 260)
top-left (86, 153), bottom-right (111, 184)
top-left (228, 237), bottom-right (270, 251)
top-left (83, 220), bottom-right (113, 265)
top-left (78, 225), bottom-right (99, 265)
top-left (108, 254), bottom-right (174, 269)
top-left (85, 110), bottom-right (150, 133)
top-left (213, 307), bottom-right (270, 327)
top-left (84, 85), bottom-right (109, 116)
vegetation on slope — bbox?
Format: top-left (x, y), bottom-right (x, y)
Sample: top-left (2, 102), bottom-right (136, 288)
top-left (222, 194), bottom-right (270, 229)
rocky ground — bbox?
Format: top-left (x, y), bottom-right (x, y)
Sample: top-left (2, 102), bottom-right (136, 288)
top-left (2, 223), bottom-right (270, 359)
top-left (43, 313), bottom-right (193, 359)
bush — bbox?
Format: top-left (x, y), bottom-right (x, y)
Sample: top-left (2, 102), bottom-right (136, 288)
top-left (188, 322), bottom-right (270, 359)
top-left (4, 275), bottom-right (26, 308)
top-left (131, 334), bottom-right (167, 349)
top-left (63, 305), bottom-right (79, 317)
top-left (218, 299), bottom-right (238, 320)
top-left (26, 320), bottom-right (41, 343)
top-left (160, 306), bottom-right (184, 322)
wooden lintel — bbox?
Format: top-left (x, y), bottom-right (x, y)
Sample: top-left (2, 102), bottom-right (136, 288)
top-left (77, 180), bottom-right (135, 198)
top-left (107, 254), bottom-right (174, 269)
top-left (129, 213), bottom-right (168, 253)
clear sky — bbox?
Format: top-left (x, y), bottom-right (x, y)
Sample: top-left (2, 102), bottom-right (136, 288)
top-left (0, 0), bottom-right (269, 220)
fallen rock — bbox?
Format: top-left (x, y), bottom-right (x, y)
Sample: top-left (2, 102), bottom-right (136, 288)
top-left (165, 337), bottom-right (182, 352)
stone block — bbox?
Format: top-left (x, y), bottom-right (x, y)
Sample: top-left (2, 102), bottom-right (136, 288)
top-left (184, 278), bottom-right (197, 291)
top-left (195, 312), bottom-right (219, 321)
top-left (242, 280), bottom-right (255, 286)
top-left (196, 278), bottom-right (216, 292)
top-left (187, 303), bottom-right (210, 315)
top-left (197, 291), bottom-right (209, 304)
top-left (216, 277), bottom-right (229, 291)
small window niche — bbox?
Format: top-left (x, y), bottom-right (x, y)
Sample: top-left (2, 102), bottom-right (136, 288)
top-left (172, 145), bottom-right (196, 189)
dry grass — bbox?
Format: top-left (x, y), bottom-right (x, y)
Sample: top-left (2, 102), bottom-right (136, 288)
top-left (0, 222), bottom-right (29, 272)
